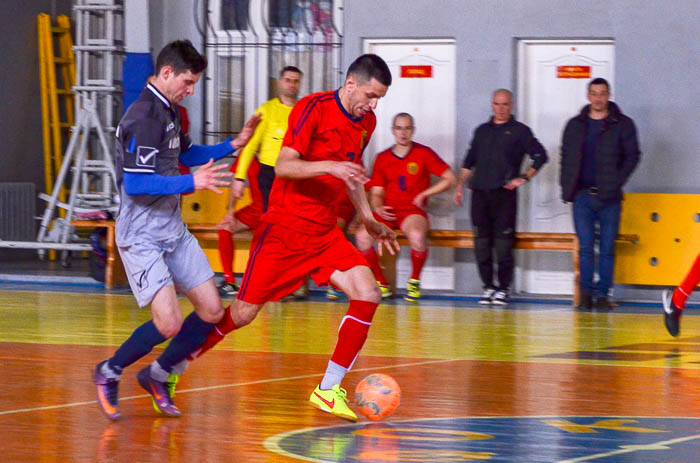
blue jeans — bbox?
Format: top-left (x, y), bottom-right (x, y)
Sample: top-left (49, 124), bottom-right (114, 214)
top-left (572, 191), bottom-right (621, 297)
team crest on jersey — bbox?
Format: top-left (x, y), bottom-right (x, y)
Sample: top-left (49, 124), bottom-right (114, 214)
top-left (360, 130), bottom-right (368, 149)
top-left (407, 162), bottom-right (419, 175)
top-left (166, 122), bottom-right (175, 132)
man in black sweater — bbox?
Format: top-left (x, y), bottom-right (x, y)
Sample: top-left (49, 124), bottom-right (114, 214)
top-left (560, 78), bottom-right (640, 311)
top-left (455, 89), bottom-right (548, 305)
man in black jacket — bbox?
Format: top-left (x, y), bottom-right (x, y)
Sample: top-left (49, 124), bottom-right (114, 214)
top-left (560, 77), bottom-right (640, 311)
top-left (455, 89), bottom-right (547, 305)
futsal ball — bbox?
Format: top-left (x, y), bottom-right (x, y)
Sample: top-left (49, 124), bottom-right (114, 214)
top-left (355, 373), bottom-right (401, 420)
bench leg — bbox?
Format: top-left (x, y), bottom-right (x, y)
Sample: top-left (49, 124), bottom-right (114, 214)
top-left (572, 241), bottom-right (580, 307)
top-left (105, 226), bottom-right (115, 290)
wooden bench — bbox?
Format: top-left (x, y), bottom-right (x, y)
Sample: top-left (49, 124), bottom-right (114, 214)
top-left (72, 220), bottom-right (638, 304)
top-left (186, 224), bottom-right (638, 305)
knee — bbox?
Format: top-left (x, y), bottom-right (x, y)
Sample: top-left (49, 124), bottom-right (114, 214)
top-left (198, 303), bottom-right (225, 324)
top-left (350, 280), bottom-right (381, 303)
top-left (155, 315), bottom-right (183, 339)
top-left (407, 232), bottom-right (427, 251)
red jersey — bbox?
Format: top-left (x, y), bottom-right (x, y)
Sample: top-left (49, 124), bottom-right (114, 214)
top-left (368, 142), bottom-right (449, 205)
top-left (262, 90), bottom-right (376, 234)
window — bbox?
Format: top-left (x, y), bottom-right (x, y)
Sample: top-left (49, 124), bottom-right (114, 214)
top-left (221, 0), bottom-right (250, 30)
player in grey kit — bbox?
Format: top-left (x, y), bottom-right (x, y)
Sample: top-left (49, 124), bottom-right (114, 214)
top-left (93, 40), bottom-right (260, 420)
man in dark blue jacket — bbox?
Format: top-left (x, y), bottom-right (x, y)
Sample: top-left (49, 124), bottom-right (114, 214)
top-left (560, 77), bottom-right (640, 311)
top-left (455, 89), bottom-right (548, 305)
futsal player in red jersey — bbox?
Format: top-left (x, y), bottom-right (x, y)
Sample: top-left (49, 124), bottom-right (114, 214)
top-left (355, 112), bottom-right (456, 301)
top-left (662, 252), bottom-right (700, 337)
top-left (153, 54), bottom-right (398, 422)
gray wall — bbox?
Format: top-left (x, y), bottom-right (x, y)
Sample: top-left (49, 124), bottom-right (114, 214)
top-left (344, 0), bottom-right (700, 296)
top-left (0, 0), bottom-right (73, 187)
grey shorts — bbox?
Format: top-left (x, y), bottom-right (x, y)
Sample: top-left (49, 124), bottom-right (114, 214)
top-left (118, 229), bottom-right (214, 307)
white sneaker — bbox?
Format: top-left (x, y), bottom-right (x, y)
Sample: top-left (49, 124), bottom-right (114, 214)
top-left (478, 288), bottom-right (496, 305)
top-left (492, 290), bottom-right (509, 306)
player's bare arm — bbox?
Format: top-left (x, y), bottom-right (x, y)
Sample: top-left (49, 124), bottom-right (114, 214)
top-left (369, 186), bottom-right (396, 221)
top-left (275, 147), bottom-right (370, 188)
top-left (454, 167), bottom-right (472, 206)
top-left (231, 113), bottom-right (262, 150)
top-left (347, 184), bottom-right (399, 256)
top-left (193, 158), bottom-right (232, 194)
top-left (414, 168), bottom-right (457, 208)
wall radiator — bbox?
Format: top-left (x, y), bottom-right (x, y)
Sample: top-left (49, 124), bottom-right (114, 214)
top-left (0, 183), bottom-right (36, 241)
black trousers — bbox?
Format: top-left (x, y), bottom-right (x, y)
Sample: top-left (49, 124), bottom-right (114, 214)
top-left (470, 188), bottom-right (517, 290)
top-left (257, 164), bottom-right (276, 212)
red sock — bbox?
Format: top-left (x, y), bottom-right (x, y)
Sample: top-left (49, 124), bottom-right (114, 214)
top-left (188, 306), bottom-right (238, 360)
top-left (218, 229), bottom-right (235, 283)
top-left (362, 247), bottom-right (387, 285)
top-left (410, 248), bottom-right (428, 280)
top-left (330, 300), bottom-right (378, 368)
top-left (673, 252), bottom-right (700, 310)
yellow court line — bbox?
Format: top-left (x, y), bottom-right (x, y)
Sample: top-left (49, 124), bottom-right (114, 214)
top-left (0, 358), bottom-right (457, 417)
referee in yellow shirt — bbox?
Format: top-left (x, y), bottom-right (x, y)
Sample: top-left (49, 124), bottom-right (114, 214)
top-left (232, 66), bottom-right (303, 210)
top-left (216, 66), bottom-right (302, 297)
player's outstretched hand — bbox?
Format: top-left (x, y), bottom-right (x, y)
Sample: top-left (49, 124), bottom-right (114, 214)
top-left (231, 113), bottom-right (262, 150)
top-left (374, 205), bottom-right (396, 221)
top-left (193, 158), bottom-right (232, 194)
top-left (412, 192), bottom-right (427, 208)
top-left (365, 220), bottom-right (400, 256)
top-left (329, 162), bottom-right (370, 190)
top-left (504, 177), bottom-right (527, 190)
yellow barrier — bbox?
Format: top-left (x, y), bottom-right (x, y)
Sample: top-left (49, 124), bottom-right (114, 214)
top-left (182, 186), bottom-right (253, 273)
top-left (616, 193), bottom-right (700, 286)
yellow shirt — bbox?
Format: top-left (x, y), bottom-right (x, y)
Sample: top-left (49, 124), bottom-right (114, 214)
top-left (235, 97), bottom-right (293, 180)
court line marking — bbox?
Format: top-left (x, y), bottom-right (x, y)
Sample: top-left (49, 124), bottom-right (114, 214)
top-left (0, 358), bottom-right (457, 417)
top-left (264, 416), bottom-right (700, 463)
top-left (557, 433), bottom-right (700, 462)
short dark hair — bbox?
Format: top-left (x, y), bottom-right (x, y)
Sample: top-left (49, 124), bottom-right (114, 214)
top-left (155, 40), bottom-right (207, 76)
top-left (588, 77), bottom-right (610, 92)
top-left (392, 112), bottom-right (414, 127)
top-left (346, 54), bottom-right (392, 87)
top-left (279, 66), bottom-right (303, 77)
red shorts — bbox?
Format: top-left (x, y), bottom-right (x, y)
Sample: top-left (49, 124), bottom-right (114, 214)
top-left (373, 203), bottom-right (428, 230)
top-left (237, 224), bottom-right (368, 304)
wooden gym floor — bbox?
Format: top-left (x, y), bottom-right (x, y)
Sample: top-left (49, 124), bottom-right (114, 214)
top-left (0, 283), bottom-right (698, 462)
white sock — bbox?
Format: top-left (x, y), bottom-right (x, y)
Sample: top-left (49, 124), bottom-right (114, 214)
top-left (320, 360), bottom-right (347, 390)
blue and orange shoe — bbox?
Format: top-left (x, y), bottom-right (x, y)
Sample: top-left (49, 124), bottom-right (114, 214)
top-left (137, 366), bottom-right (181, 417)
top-left (94, 361), bottom-right (120, 420)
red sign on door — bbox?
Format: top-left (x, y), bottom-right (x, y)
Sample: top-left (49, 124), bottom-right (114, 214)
top-left (557, 66), bottom-right (591, 78)
top-left (401, 65), bottom-right (433, 78)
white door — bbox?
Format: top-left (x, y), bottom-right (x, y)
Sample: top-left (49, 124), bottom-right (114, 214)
top-left (516, 39), bottom-right (615, 294)
top-left (363, 39), bottom-right (456, 291)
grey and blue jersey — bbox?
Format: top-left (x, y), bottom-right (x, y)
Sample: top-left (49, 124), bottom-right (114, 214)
top-left (114, 83), bottom-right (192, 246)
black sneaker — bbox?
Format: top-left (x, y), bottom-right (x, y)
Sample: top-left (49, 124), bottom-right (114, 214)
top-left (491, 290), bottom-right (509, 306)
top-left (478, 288), bottom-right (496, 305)
top-left (662, 289), bottom-right (681, 337)
top-left (595, 296), bottom-right (613, 312)
top-left (576, 293), bottom-right (593, 311)
top-left (218, 281), bottom-right (239, 297)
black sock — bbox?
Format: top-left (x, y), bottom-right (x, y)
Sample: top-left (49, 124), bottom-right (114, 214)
top-left (156, 311), bottom-right (216, 372)
top-left (108, 320), bottom-right (166, 372)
